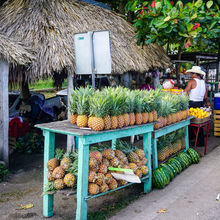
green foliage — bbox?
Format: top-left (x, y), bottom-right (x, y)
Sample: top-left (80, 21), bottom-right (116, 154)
top-left (31, 78), bottom-right (67, 90)
top-left (126, 0), bottom-right (220, 52)
top-left (0, 163), bottom-right (8, 183)
top-left (14, 132), bottom-right (43, 154)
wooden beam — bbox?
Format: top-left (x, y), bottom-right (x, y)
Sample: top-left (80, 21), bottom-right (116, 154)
top-left (67, 74), bottom-right (75, 152)
top-left (0, 60), bottom-right (9, 166)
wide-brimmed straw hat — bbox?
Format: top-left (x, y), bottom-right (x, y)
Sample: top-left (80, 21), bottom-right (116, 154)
top-left (186, 66), bottom-right (206, 76)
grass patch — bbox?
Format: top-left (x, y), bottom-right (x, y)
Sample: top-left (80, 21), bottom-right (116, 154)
top-left (30, 78), bottom-right (67, 90)
top-left (88, 191), bottom-right (142, 220)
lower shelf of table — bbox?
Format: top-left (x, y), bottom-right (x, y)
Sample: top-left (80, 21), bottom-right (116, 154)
top-left (44, 174), bottom-right (150, 200)
top-left (157, 149), bottom-right (186, 168)
top-left (85, 174), bottom-right (150, 200)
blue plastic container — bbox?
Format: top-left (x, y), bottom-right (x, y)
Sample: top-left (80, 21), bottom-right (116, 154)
top-left (214, 93), bottom-right (220, 110)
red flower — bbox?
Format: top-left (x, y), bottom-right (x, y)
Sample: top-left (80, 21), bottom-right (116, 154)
top-left (151, 0), bottom-right (156, 8)
top-left (140, 7), bottom-right (148, 15)
top-left (184, 39), bottom-right (191, 48)
top-left (192, 23), bottom-right (200, 31)
top-left (206, 10), bottom-right (209, 13)
top-left (170, 1), bottom-right (174, 6)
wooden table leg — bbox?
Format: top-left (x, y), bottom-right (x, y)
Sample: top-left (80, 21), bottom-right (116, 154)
top-left (194, 126), bottom-right (200, 147)
top-left (143, 132), bottom-right (152, 193)
top-left (43, 130), bottom-right (55, 217)
top-left (185, 126), bottom-right (189, 151)
top-left (152, 138), bottom-right (158, 170)
top-left (204, 123), bottom-right (210, 155)
top-left (76, 137), bottom-right (89, 220)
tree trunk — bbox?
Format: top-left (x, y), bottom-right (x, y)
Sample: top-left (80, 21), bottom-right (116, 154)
top-left (216, 43), bottom-right (220, 82)
top-left (176, 46), bottom-right (182, 86)
top-left (20, 74), bottom-right (30, 102)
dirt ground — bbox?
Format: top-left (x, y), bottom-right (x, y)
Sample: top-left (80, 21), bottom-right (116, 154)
top-left (1, 131), bottom-right (220, 220)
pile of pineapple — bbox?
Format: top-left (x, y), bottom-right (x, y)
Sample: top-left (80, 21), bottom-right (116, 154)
top-left (88, 141), bottom-right (149, 195)
top-left (45, 149), bottom-right (78, 191)
top-left (154, 92), bottom-right (189, 129)
top-left (188, 107), bottom-right (209, 119)
top-left (157, 128), bottom-right (186, 161)
top-left (69, 86), bottom-right (189, 131)
top-left (44, 141), bottom-right (149, 195)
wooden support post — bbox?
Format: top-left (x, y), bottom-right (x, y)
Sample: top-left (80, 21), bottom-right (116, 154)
top-left (185, 126), bottom-right (189, 151)
top-left (152, 138), bottom-right (158, 170)
top-left (0, 60), bottom-right (9, 167)
top-left (143, 132), bottom-right (152, 193)
top-left (76, 137), bottom-right (89, 220)
top-left (67, 74), bottom-right (75, 152)
top-left (43, 130), bottom-right (55, 217)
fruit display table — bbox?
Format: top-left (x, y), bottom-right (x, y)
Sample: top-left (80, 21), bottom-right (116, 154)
top-left (152, 117), bottom-right (193, 170)
top-left (36, 120), bottom-right (154, 220)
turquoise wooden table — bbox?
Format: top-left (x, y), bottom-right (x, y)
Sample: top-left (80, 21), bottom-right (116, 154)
top-left (36, 120), bottom-right (154, 220)
top-left (152, 117), bottom-right (193, 170)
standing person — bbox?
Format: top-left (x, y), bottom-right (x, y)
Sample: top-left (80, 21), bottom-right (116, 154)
top-left (184, 66), bottom-right (210, 147)
top-left (140, 76), bottom-right (155, 90)
top-left (184, 66), bottom-right (210, 108)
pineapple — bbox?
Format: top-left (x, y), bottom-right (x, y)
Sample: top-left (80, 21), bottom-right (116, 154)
top-left (148, 112), bottom-right (154, 122)
top-left (88, 116), bottom-right (95, 128)
top-left (117, 115), bottom-right (125, 128)
top-left (76, 87), bottom-right (94, 127)
top-left (110, 158), bottom-right (120, 167)
top-left (177, 139), bottom-right (182, 151)
top-left (70, 114), bottom-right (78, 124)
top-left (64, 173), bottom-right (76, 187)
top-left (103, 115), bottom-right (112, 130)
top-left (157, 147), bottom-right (166, 161)
top-left (111, 116), bottom-right (118, 129)
top-left (118, 179), bottom-right (128, 186)
top-left (88, 183), bottom-right (100, 195)
top-left (105, 173), bottom-right (113, 184)
top-left (127, 92), bottom-right (136, 126)
top-left (89, 93), bottom-right (107, 131)
top-left (52, 166), bottom-right (65, 179)
top-left (167, 114), bottom-right (172, 125)
top-left (69, 90), bottom-right (78, 124)
top-left (114, 150), bottom-right (126, 160)
top-left (141, 157), bottom-right (148, 166)
top-left (134, 94), bottom-right (143, 125)
top-left (142, 112), bottom-right (149, 124)
top-left (123, 113), bottom-right (130, 127)
top-left (153, 110), bottom-right (158, 122)
top-left (108, 178), bottom-right (118, 190)
top-left (99, 164), bottom-right (108, 174)
top-left (95, 173), bottom-right (105, 186)
top-left (121, 156), bottom-right (129, 165)
top-left (135, 149), bottom-right (145, 160)
top-left (89, 157), bottom-right (98, 169)
top-left (47, 158), bottom-right (59, 171)
top-left (47, 172), bottom-right (55, 181)
top-left (89, 151), bottom-right (102, 164)
top-left (54, 179), bottom-right (65, 190)
top-left (102, 158), bottom-right (110, 167)
top-left (128, 152), bottom-right (140, 163)
top-left (129, 163), bottom-right (138, 172)
top-left (135, 169), bottom-right (143, 178)
top-left (88, 171), bottom-right (97, 183)
top-left (102, 149), bottom-right (115, 160)
top-left (60, 152), bottom-right (72, 170)
top-left (110, 93), bottom-right (118, 129)
top-left (90, 165), bottom-right (99, 172)
top-left (141, 165), bottom-right (149, 175)
top-left (100, 184), bottom-right (109, 193)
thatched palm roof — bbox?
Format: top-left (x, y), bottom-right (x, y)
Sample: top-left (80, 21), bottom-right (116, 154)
top-left (0, 0), bottom-right (171, 79)
top-left (0, 33), bottom-right (35, 65)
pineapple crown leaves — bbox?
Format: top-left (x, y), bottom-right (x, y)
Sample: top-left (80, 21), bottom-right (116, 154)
top-left (55, 148), bottom-right (65, 161)
top-left (115, 140), bottom-right (138, 155)
top-left (69, 90), bottom-right (78, 114)
top-left (43, 182), bottom-right (55, 195)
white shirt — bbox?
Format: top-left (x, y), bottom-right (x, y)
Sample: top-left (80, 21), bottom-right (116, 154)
top-left (189, 78), bottom-right (206, 102)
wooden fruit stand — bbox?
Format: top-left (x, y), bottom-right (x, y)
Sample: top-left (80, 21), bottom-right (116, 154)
top-left (36, 120), bottom-right (154, 220)
top-left (152, 117), bottom-right (193, 170)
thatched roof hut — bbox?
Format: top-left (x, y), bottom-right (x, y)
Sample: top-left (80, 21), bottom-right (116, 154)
top-left (0, 33), bottom-right (34, 65)
top-left (0, 0), bottom-right (171, 80)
